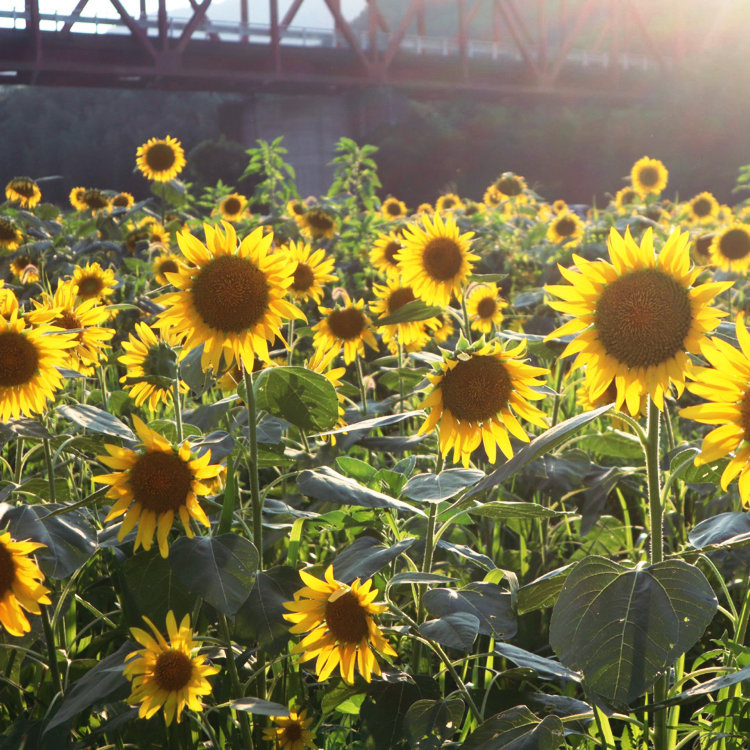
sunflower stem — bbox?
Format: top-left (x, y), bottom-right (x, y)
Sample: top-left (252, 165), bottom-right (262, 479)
top-left (98, 366), bottom-right (109, 411)
top-left (550, 359), bottom-right (565, 427)
top-left (41, 604), bottom-right (64, 697)
top-left (173, 376), bottom-right (184, 445)
top-left (42, 438), bottom-right (56, 504)
top-left (355, 356), bottom-right (368, 416)
top-left (219, 614), bottom-right (254, 749)
top-left (13, 438), bottom-right (23, 484)
top-left (287, 318), bottom-right (296, 364)
top-left (460, 288), bottom-right (473, 342)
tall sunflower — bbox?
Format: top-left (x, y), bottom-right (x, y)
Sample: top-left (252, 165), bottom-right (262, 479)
top-left (283, 565), bottom-right (396, 684)
top-left (381, 197), bottom-right (408, 220)
top-left (94, 417), bottom-right (223, 558)
top-left (680, 314), bottom-right (750, 507)
top-left (0, 218), bottom-right (23, 252)
top-left (282, 240), bottom-right (337, 304)
top-left (313, 294), bottom-right (378, 364)
top-left (0, 531), bottom-right (51, 637)
top-left (263, 709), bottom-right (317, 750)
top-left (135, 136), bottom-right (186, 182)
top-left (218, 193), bottom-right (247, 222)
top-left (5, 178), bottom-right (41, 209)
top-left (124, 611), bottom-right (218, 725)
top-left (70, 262), bottom-right (117, 302)
top-left (156, 222), bottom-right (304, 373)
top-left (419, 339), bottom-right (548, 467)
top-left (300, 208), bottom-right (337, 240)
top-left (687, 192), bottom-right (719, 224)
top-left (709, 224), bottom-right (750, 272)
top-left (545, 227), bottom-right (730, 415)
top-left (466, 283), bottom-right (507, 334)
top-left (397, 212), bottom-right (478, 307)
top-left (370, 281), bottom-right (431, 354)
top-left (547, 212), bottom-right (585, 246)
top-left (369, 231), bottom-right (403, 278)
top-left (631, 156), bottom-right (668, 197)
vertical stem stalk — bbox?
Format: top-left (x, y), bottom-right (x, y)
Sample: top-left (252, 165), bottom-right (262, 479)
top-left (550, 360), bottom-right (565, 427)
top-left (41, 605), bottom-right (63, 697)
top-left (355, 357), bottom-right (368, 416)
top-left (173, 376), bottom-right (184, 444)
top-left (460, 288), bottom-right (472, 342)
top-left (219, 614), bottom-right (253, 749)
top-left (13, 438), bottom-right (23, 484)
top-left (43, 438), bottom-right (56, 504)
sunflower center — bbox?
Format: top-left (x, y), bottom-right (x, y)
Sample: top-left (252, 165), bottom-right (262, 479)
top-left (719, 229), bottom-right (750, 260)
top-left (384, 241), bottom-right (401, 266)
top-left (126, 230), bottom-right (150, 253)
top-left (290, 201), bottom-right (304, 216)
top-left (53, 310), bottom-right (84, 341)
top-left (440, 355), bottom-right (512, 422)
top-left (325, 589), bottom-right (370, 643)
top-left (10, 180), bottom-right (36, 198)
top-left (0, 541), bottom-right (16, 598)
top-left (153, 649), bottom-right (193, 692)
top-left (442, 197), bottom-right (456, 209)
top-left (0, 221), bottom-right (17, 241)
top-left (159, 260), bottom-right (179, 276)
top-left (77, 274), bottom-right (104, 298)
top-left (387, 287), bottom-right (415, 313)
top-left (692, 198), bottom-right (712, 217)
top-left (694, 234), bottom-right (713, 258)
top-left (327, 308), bottom-right (365, 340)
top-left (83, 190), bottom-right (109, 210)
top-left (620, 189), bottom-right (637, 204)
top-left (594, 268), bottom-right (692, 369)
top-left (283, 724), bottom-right (304, 742)
top-left (554, 217), bottom-right (577, 237)
top-left (145, 143), bottom-right (177, 172)
top-left (476, 296), bottom-right (497, 318)
top-left (305, 211), bottom-right (334, 231)
top-left (191, 255), bottom-right (269, 333)
top-left (422, 238), bottom-right (463, 281)
top-left (637, 166), bottom-right (660, 188)
top-left (495, 176), bottom-right (522, 196)
top-left (128, 450), bottom-right (193, 513)
top-left (223, 197), bottom-right (242, 215)
top-left (0, 331), bottom-right (39, 387)
top-left (386, 201), bottom-right (402, 216)
top-left (112, 194), bottom-right (130, 208)
top-left (292, 263), bottom-right (315, 292)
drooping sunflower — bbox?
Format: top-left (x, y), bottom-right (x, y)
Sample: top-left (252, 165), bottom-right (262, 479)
top-left (687, 192), bottom-right (719, 224)
top-left (680, 313), bottom-right (750, 507)
top-left (313, 294), bottom-right (378, 365)
top-left (435, 193), bottom-right (465, 213)
top-left (80, 188), bottom-right (110, 215)
top-left (283, 565), bottom-right (396, 684)
top-left (124, 611), bottom-right (218, 725)
top-left (135, 135), bottom-right (186, 183)
top-left (369, 231), bottom-right (403, 278)
top-left (709, 224), bottom-right (750, 272)
top-left (466, 283), bottom-right (507, 334)
top-left (0, 218), bottom-right (23, 252)
top-left (282, 240), bottom-right (337, 304)
top-left (218, 193), bottom-right (247, 222)
top-left (70, 262), bottom-right (117, 302)
top-left (545, 227), bottom-right (730, 415)
top-left (370, 281), bottom-right (431, 354)
top-left (397, 212), bottom-right (478, 307)
top-left (262, 709), bottom-right (317, 750)
top-left (630, 156), bottom-right (668, 197)
top-left (152, 252), bottom-right (184, 287)
top-left (9, 254), bottom-right (39, 284)
top-left (69, 186), bottom-right (88, 211)
top-left (0, 311), bottom-right (76, 422)
top-left (381, 197), bottom-right (408, 220)
top-left (0, 531), bottom-right (51, 637)
top-left (300, 208), bottom-right (337, 240)
top-left (547, 211), bottom-right (585, 246)
top-left (119, 322), bottom-right (187, 409)
top-left (419, 339), bottom-right (548, 466)
top-left (614, 186), bottom-right (639, 214)
top-left (111, 191), bottom-right (135, 210)
top-left (94, 417), bottom-right (222, 558)
top-left (5, 178), bottom-right (41, 209)
top-left (156, 222), bottom-right (304, 373)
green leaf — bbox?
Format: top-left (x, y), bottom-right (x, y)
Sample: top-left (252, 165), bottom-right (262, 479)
top-left (465, 404), bottom-right (614, 499)
top-left (494, 642), bottom-right (580, 683)
top-left (387, 572), bottom-right (457, 588)
top-left (467, 501), bottom-right (572, 521)
top-left (335, 456), bottom-right (378, 483)
top-left (332, 536), bottom-right (416, 583)
top-left (658, 664), bottom-right (750, 706)
top-left (402, 469), bottom-right (484, 503)
top-left (374, 300), bottom-right (444, 326)
top-left (516, 564), bottom-right (574, 614)
top-left (404, 699), bottom-right (465, 745)
top-left (254, 366), bottom-right (338, 432)
top-left (150, 179), bottom-right (187, 207)
top-left (575, 430), bottom-right (644, 459)
top-left (58, 404), bottom-right (136, 441)
top-left (462, 706), bottom-right (564, 749)
top-left (168, 534), bottom-right (258, 616)
top-left (314, 410), bottom-right (423, 438)
top-left (688, 511), bottom-right (750, 549)
top-left (420, 613), bottom-right (479, 651)
top-left (468, 273), bottom-right (507, 283)
top-left (230, 698), bottom-right (290, 716)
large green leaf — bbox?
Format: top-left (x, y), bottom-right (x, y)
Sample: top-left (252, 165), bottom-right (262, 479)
top-left (404, 699), bottom-right (465, 746)
top-left (516, 564), bottom-right (574, 614)
top-left (462, 706), bottom-right (564, 749)
top-left (467, 501), bottom-right (572, 521)
top-left (494, 642), bottom-right (580, 683)
top-left (419, 613), bottom-right (480, 651)
top-left (332, 536), bottom-right (416, 583)
top-left (688, 511), bottom-right (750, 549)
top-left (549, 556), bottom-right (717, 708)
top-left (254, 366), bottom-right (338, 432)
top-left (402, 469), bottom-right (484, 503)
top-left (168, 534), bottom-right (258, 616)
top-left (374, 299), bottom-right (444, 326)
top-left (58, 404), bottom-right (136, 441)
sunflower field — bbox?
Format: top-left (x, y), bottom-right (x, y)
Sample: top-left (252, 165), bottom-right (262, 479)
top-left (3, 135), bottom-right (750, 750)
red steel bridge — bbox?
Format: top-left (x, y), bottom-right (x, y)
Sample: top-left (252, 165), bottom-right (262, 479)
top-left (0, 0), bottom-right (739, 98)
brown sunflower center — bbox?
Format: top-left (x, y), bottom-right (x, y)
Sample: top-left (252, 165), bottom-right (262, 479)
top-left (620, 189), bottom-right (637, 205)
top-left (422, 238), bottom-right (463, 281)
top-left (290, 201), bottom-right (305, 216)
top-left (692, 198), bottom-right (712, 217)
top-left (14, 256), bottom-right (30, 270)
top-left (741, 389), bottom-right (750, 442)
top-left (554, 217), bottom-right (577, 237)
top-left (441, 197), bottom-right (456, 209)
top-left (440, 355), bottom-right (512, 422)
top-left (327, 307), bottom-right (365, 340)
top-left (387, 287), bottom-right (415, 313)
top-left (53, 310), bottom-right (84, 342)
top-left (384, 241), bottom-right (401, 266)
top-left (694, 234), bottom-right (713, 258)
top-left (153, 649), bottom-right (193, 692)
top-left (283, 722), bottom-right (303, 741)
top-left (83, 190), bottom-right (109, 210)
top-left (223, 197), bottom-right (242, 215)
top-left (325, 589), bottom-right (370, 643)
top-left (9, 180), bottom-right (37, 198)
top-left (126, 230), bottom-right (150, 253)
top-left (594, 268), bottom-right (692, 369)
top-left (305, 210), bottom-right (334, 232)
top-left (145, 143), bottom-right (177, 172)
top-left (0, 331), bottom-right (39, 387)
top-left (112, 194), bottom-right (130, 208)
top-left (385, 201), bottom-right (402, 216)
top-left (0, 221), bottom-right (17, 241)
top-left (158, 260), bottom-right (179, 276)
top-left (637, 166), bottom-right (660, 188)
top-left (128, 450), bottom-right (193, 513)
top-left (718, 229), bottom-right (750, 260)
top-left (292, 262), bottom-right (315, 292)
top-left (77, 274), bottom-right (105, 298)
top-left (476, 296), bottom-right (497, 318)
top-left (191, 255), bottom-right (270, 333)
top-left (495, 176), bottom-right (522, 196)
top-left (0, 541), bottom-right (16, 598)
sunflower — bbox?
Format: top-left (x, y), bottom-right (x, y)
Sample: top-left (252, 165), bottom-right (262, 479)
top-left (69, 186), bottom-right (88, 211)
top-left (415, 202), bottom-right (434, 215)
top-left (709, 224), bottom-right (750, 272)
top-left (0, 283), bottom-right (18, 319)
top-left (552, 199), bottom-right (568, 214)
top-left (427, 312), bottom-right (455, 344)
top-left (381, 197), bottom-right (408, 220)
top-left (300, 208), bottom-right (337, 240)
top-left (466, 283), bottom-right (507, 334)
top-left (152, 252), bottom-right (184, 286)
top-left (547, 211), bottom-right (585, 246)
top-left (262, 709), bottom-right (317, 750)
top-left (135, 136), bottom-right (186, 183)
top-left (70, 262), bottom-right (117, 302)
top-left (370, 281), bottom-right (431, 354)
top-left (614, 187), bottom-right (639, 214)
top-left (283, 565), bottom-right (396, 684)
top-left (80, 188), bottom-right (111, 215)
top-left (218, 193), bottom-right (247, 222)
top-left (397, 212), bottom-right (478, 307)
top-left (286, 199), bottom-right (307, 222)
top-left (119, 323), bottom-right (188, 410)
top-left (435, 193), bottom-right (465, 213)
top-left (482, 186), bottom-right (503, 209)
top-left (680, 313), bottom-right (750, 507)
top-left (124, 228), bottom-right (151, 255)
top-left (124, 611), bottom-right (218, 725)
top-left (139, 218), bottom-right (170, 249)
top-left (111, 191), bottom-right (135, 210)
top-left (5, 178), bottom-right (41, 209)
top-left (692, 233), bottom-right (714, 265)
top-left (631, 156), bottom-right (668, 198)
top-left (687, 192), bottom-right (719, 224)
top-left (313, 294), bottom-right (378, 365)
top-left (0, 531), bottom-right (51, 637)
top-left (419, 339), bottom-right (548, 467)
top-left (156, 222), bottom-right (304, 373)
top-left (545, 227), bottom-right (730, 415)
top-left (9, 255), bottom-right (39, 284)
top-left (282, 240), bottom-right (337, 303)
top-left (26, 280), bottom-right (114, 374)
top-left (0, 311), bottom-right (76, 422)
top-left (0, 218), bottom-right (23, 252)
top-left (369, 231), bottom-right (403, 278)
top-left (94, 417), bottom-right (222, 558)
top-left (493, 173), bottom-right (527, 200)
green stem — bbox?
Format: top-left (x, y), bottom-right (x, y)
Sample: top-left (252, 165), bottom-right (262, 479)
top-left (173, 376), bottom-right (184, 444)
top-left (355, 356), bottom-right (368, 417)
top-left (460, 288), bottom-right (473, 342)
top-left (43, 438), bottom-right (56, 504)
top-left (41, 604), bottom-right (64, 697)
top-left (550, 360), bottom-right (565, 427)
top-left (287, 318), bottom-right (296, 364)
top-left (98, 366), bottom-right (109, 411)
top-left (13, 438), bottom-right (23, 484)
top-left (219, 614), bottom-right (253, 749)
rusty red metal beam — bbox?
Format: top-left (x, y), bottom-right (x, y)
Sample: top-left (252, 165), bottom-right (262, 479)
top-left (109, 0), bottom-right (157, 59)
top-left (175, 0), bottom-right (212, 55)
top-left (60, 0), bottom-right (90, 35)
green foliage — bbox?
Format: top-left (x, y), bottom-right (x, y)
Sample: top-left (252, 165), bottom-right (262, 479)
top-left (240, 136), bottom-right (298, 211)
top-left (328, 137), bottom-right (382, 210)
